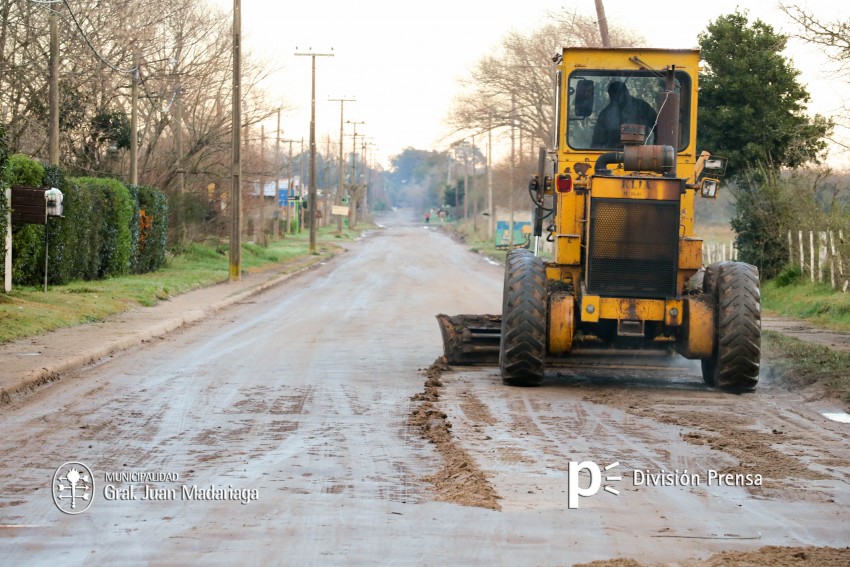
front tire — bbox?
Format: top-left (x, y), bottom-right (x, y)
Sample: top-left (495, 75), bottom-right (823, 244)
top-left (500, 249), bottom-right (547, 386)
top-left (701, 262), bottom-right (761, 391)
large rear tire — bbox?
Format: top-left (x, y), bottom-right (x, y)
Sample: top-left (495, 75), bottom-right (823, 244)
top-left (701, 262), bottom-right (761, 392)
top-left (500, 249), bottom-right (547, 386)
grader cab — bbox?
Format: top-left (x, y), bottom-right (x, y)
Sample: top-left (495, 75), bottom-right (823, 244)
top-left (438, 47), bottom-right (760, 391)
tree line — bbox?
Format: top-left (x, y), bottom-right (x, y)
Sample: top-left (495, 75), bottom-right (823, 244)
top-left (1, 0), bottom-right (279, 241)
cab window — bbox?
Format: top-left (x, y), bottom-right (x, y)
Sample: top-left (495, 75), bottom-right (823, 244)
top-left (566, 70), bottom-right (691, 151)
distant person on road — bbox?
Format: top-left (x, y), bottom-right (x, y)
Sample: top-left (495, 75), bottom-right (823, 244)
top-left (591, 81), bottom-right (657, 149)
top-left (425, 211), bottom-right (430, 224)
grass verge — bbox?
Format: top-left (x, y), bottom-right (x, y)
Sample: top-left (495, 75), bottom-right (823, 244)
top-left (764, 330), bottom-right (850, 406)
top-left (762, 279), bottom-right (850, 332)
top-left (0, 225), bottom-right (368, 344)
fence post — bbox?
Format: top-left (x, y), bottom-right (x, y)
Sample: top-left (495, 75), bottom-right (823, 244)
top-left (788, 231), bottom-right (793, 269)
top-left (828, 231), bottom-right (836, 289)
top-left (798, 230), bottom-right (804, 274)
top-left (810, 231), bottom-right (815, 283)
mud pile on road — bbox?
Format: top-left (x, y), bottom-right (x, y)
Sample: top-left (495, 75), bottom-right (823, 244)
top-left (409, 357), bottom-right (501, 510)
top-left (575, 545), bottom-right (850, 566)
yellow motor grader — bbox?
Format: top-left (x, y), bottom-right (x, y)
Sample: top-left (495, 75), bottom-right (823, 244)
top-left (438, 47), bottom-right (760, 391)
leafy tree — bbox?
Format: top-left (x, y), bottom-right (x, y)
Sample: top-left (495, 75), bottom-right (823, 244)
top-left (386, 148), bottom-right (449, 209)
top-left (697, 11), bottom-right (833, 277)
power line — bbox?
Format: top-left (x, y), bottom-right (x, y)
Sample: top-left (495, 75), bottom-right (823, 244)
top-left (60, 0), bottom-right (137, 75)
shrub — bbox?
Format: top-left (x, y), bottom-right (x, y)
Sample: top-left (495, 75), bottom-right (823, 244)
top-left (129, 184), bottom-right (168, 273)
top-left (773, 265), bottom-right (804, 287)
top-left (73, 177), bottom-right (134, 278)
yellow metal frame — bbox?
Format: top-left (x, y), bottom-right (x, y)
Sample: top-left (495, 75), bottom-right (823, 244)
top-left (543, 48), bottom-right (707, 349)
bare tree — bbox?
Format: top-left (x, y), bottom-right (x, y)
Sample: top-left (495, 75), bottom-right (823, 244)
top-left (447, 11), bottom-right (643, 149)
top-left (0, 0), bottom-right (288, 240)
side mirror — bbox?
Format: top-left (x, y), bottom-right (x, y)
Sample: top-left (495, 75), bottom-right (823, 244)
top-left (700, 178), bottom-right (719, 199)
top-left (574, 79), bottom-right (594, 118)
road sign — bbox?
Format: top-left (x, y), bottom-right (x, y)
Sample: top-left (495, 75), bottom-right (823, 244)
top-left (278, 189), bottom-right (287, 207)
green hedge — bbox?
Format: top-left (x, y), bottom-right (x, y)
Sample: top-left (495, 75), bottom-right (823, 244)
top-left (1, 154), bottom-right (168, 286)
top-left (74, 177), bottom-right (134, 278)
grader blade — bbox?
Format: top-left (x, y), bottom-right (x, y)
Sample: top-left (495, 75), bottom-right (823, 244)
top-left (436, 314), bottom-right (501, 365)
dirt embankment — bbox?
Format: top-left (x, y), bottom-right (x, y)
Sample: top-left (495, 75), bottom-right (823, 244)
top-left (408, 357), bottom-right (501, 510)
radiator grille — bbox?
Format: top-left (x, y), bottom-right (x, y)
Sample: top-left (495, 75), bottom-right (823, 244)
top-left (587, 198), bottom-right (680, 298)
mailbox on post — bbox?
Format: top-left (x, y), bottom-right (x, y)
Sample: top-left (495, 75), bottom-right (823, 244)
top-left (45, 188), bottom-right (63, 217)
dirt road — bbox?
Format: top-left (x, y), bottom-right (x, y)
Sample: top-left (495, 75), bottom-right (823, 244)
top-left (1, 210), bottom-right (848, 565)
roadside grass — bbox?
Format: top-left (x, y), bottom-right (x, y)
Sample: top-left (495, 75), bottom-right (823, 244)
top-left (448, 219), bottom-right (551, 264)
top-left (762, 279), bottom-right (850, 332)
top-left (763, 330), bottom-right (850, 406)
top-left (0, 224), bottom-right (368, 344)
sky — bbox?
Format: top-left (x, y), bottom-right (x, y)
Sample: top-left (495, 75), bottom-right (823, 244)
top-left (207, 0), bottom-right (849, 169)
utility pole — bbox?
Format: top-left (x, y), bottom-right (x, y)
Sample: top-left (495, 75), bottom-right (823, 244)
top-left (324, 135), bottom-right (332, 224)
top-left (282, 138), bottom-right (296, 234)
top-left (48, 14), bottom-right (59, 166)
top-left (471, 135), bottom-right (477, 231)
top-left (173, 46), bottom-right (185, 247)
top-left (130, 52), bottom-right (140, 186)
top-left (295, 50), bottom-right (334, 254)
top-left (509, 91), bottom-right (516, 248)
top-left (594, 0), bottom-right (611, 47)
top-left (487, 113), bottom-right (493, 238)
top-left (329, 96), bottom-right (355, 232)
top-left (230, 0), bottom-right (242, 280)
top-left (274, 109), bottom-right (281, 240)
top-left (298, 138), bottom-right (305, 233)
top-left (259, 124), bottom-right (266, 246)
top-left (463, 140), bottom-right (469, 222)
top-left (345, 120), bottom-right (365, 229)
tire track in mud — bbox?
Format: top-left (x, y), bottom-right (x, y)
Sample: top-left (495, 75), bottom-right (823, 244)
top-left (580, 386), bottom-right (850, 487)
top-left (408, 358), bottom-right (501, 510)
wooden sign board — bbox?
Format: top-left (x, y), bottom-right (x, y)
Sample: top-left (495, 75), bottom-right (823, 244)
top-left (11, 185), bottom-right (47, 225)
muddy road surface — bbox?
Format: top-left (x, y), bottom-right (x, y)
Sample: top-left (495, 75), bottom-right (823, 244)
top-left (2, 210), bottom-right (849, 566)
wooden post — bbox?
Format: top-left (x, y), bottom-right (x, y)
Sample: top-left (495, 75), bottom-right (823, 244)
top-left (787, 231), bottom-right (793, 269)
top-left (798, 230), bottom-right (804, 274)
top-left (829, 231), bottom-right (837, 290)
top-left (810, 231), bottom-right (815, 283)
